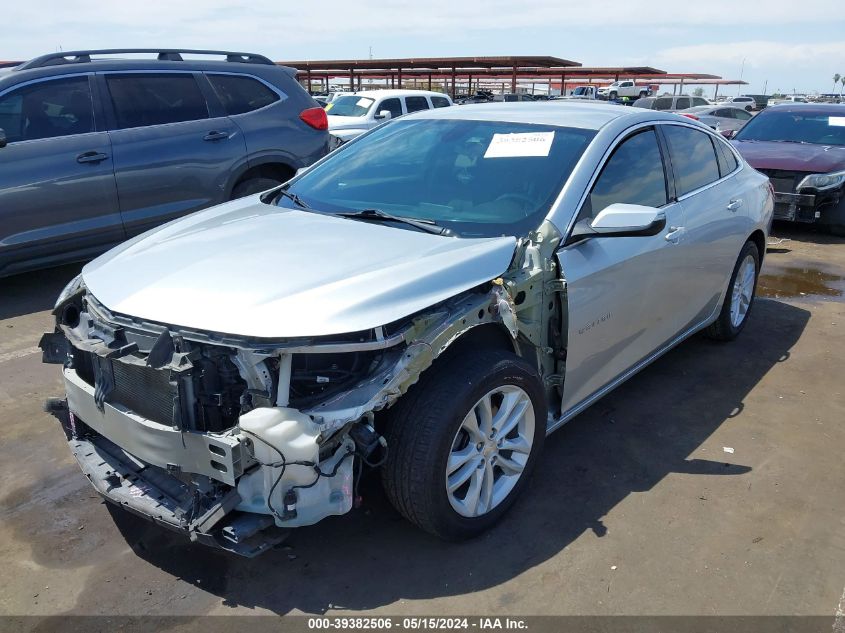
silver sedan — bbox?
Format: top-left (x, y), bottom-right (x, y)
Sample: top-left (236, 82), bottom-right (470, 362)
top-left (677, 105), bottom-right (754, 135)
top-left (44, 103), bottom-right (774, 553)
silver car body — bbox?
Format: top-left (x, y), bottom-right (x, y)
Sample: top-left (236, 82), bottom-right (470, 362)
top-left (676, 105), bottom-right (754, 134)
top-left (44, 103), bottom-right (773, 555)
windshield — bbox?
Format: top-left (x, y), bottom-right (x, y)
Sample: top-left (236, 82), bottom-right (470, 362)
top-left (279, 119), bottom-right (596, 238)
top-left (326, 96), bottom-right (375, 117)
top-left (734, 109), bottom-right (845, 145)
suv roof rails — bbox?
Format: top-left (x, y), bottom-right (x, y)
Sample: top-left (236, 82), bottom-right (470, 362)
top-left (16, 49), bottom-right (275, 71)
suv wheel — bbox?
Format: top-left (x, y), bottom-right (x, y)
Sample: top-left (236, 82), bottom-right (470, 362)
top-left (706, 240), bottom-right (760, 341)
top-left (232, 177), bottom-right (284, 199)
top-left (382, 350), bottom-right (546, 540)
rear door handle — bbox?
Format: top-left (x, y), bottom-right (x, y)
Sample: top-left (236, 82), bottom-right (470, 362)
top-left (203, 131), bottom-right (230, 141)
top-left (727, 199), bottom-right (743, 212)
top-left (76, 151), bottom-right (108, 164)
top-left (665, 226), bottom-right (685, 243)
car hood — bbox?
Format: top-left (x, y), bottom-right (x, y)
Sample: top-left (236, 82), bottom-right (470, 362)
top-left (327, 114), bottom-right (372, 131)
top-left (733, 140), bottom-right (845, 173)
top-left (81, 197), bottom-right (517, 339)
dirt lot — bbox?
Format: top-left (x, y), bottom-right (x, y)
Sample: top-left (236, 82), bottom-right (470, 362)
top-left (0, 225), bottom-right (843, 629)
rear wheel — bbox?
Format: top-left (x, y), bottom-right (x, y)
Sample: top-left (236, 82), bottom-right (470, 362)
top-left (706, 240), bottom-right (760, 341)
top-left (382, 350), bottom-right (546, 540)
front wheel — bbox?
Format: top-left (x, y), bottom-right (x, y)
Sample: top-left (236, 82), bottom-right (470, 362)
top-left (609, 91), bottom-right (618, 100)
top-left (381, 350), bottom-right (546, 540)
top-left (706, 240), bottom-right (760, 341)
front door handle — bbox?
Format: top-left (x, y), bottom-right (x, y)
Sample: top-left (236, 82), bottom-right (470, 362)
top-left (665, 226), bottom-right (685, 244)
top-left (727, 199), bottom-right (743, 212)
top-left (203, 130), bottom-right (230, 141)
top-left (76, 151), bottom-right (108, 164)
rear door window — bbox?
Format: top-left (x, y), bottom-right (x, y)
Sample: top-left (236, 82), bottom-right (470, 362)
top-left (405, 96), bottom-right (430, 113)
top-left (654, 97), bottom-right (673, 110)
top-left (106, 73), bottom-right (209, 129)
top-left (207, 74), bottom-right (280, 115)
top-left (674, 97), bottom-right (691, 110)
top-left (431, 96), bottom-right (451, 108)
top-left (0, 76), bottom-right (94, 142)
top-left (579, 129), bottom-right (668, 220)
top-left (377, 97), bottom-right (403, 118)
top-left (663, 125), bottom-right (722, 195)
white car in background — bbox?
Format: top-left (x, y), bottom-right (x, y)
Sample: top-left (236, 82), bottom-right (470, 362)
top-left (724, 96), bottom-right (757, 111)
top-left (326, 89), bottom-right (453, 145)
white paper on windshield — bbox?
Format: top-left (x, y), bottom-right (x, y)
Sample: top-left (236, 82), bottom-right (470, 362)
top-left (829, 116), bottom-right (845, 127)
top-left (484, 132), bottom-right (555, 158)
top-left (356, 98), bottom-right (371, 107)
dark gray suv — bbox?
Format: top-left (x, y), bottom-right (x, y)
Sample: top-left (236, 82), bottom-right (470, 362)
top-left (0, 49), bottom-right (329, 277)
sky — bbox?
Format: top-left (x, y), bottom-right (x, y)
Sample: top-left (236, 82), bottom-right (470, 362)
top-left (4, 0), bottom-right (845, 96)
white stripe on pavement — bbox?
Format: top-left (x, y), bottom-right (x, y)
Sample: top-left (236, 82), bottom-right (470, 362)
top-left (0, 346), bottom-right (40, 364)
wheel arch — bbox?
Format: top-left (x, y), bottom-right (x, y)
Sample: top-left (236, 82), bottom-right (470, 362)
top-left (225, 157), bottom-right (297, 199)
top-left (748, 229), bottom-right (766, 264)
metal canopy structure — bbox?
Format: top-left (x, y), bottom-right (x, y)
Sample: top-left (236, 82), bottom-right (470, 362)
top-left (280, 55), bottom-right (582, 95)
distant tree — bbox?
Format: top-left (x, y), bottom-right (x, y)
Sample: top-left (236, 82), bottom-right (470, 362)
top-left (835, 74), bottom-right (841, 93)
top-left (841, 76), bottom-right (845, 94)
top-left (693, 87), bottom-right (704, 96)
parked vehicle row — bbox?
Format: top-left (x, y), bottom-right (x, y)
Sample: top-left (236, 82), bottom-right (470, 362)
top-left (0, 49), bottom-right (329, 277)
top-left (41, 100), bottom-right (773, 556)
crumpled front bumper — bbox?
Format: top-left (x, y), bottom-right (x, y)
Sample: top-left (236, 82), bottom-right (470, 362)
top-left (49, 400), bottom-right (289, 558)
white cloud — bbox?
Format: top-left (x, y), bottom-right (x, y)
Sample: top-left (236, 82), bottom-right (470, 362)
top-left (3, 0), bottom-right (843, 59)
top-left (651, 40), bottom-right (845, 69)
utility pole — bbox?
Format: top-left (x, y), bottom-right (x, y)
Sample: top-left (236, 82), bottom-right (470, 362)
top-left (738, 57), bottom-right (746, 95)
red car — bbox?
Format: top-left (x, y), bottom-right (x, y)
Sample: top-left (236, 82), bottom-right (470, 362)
top-left (732, 103), bottom-right (845, 235)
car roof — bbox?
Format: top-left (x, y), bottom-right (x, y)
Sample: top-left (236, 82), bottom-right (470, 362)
top-left (402, 101), bottom-right (684, 131)
top-left (342, 89), bottom-right (450, 99)
top-left (0, 58), bottom-right (296, 90)
top-left (764, 103), bottom-right (845, 114)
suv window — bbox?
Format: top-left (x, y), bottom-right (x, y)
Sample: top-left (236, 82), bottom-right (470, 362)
top-left (580, 129), bottom-right (668, 220)
top-left (0, 76), bottom-right (94, 143)
top-left (377, 97), bottom-right (403, 118)
top-left (207, 74), bottom-right (279, 115)
top-left (674, 97), bottom-right (691, 110)
top-left (106, 73), bottom-right (209, 129)
top-left (654, 97), bottom-right (673, 110)
top-left (405, 96), bottom-right (430, 113)
top-left (431, 96), bottom-right (451, 108)
top-left (663, 125), bottom-right (721, 195)
top-left (714, 139), bottom-right (738, 177)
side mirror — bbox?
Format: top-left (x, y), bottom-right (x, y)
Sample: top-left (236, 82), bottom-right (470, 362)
top-left (373, 110), bottom-right (392, 120)
top-left (566, 203), bottom-right (666, 245)
top-left (0, 128), bottom-right (6, 149)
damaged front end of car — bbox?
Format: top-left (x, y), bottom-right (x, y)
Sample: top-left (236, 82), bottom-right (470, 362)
top-left (39, 225), bottom-right (564, 557)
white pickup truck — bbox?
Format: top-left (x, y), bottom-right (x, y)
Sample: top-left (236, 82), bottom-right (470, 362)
top-left (560, 86), bottom-right (601, 100)
top-left (598, 80), bottom-right (652, 100)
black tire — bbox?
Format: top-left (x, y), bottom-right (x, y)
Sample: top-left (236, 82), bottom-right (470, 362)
top-left (381, 349), bottom-right (547, 540)
top-left (231, 177), bottom-right (283, 199)
top-left (706, 240), bottom-right (760, 341)
top-left (822, 224), bottom-right (845, 237)
top-left (609, 91), bottom-right (618, 101)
